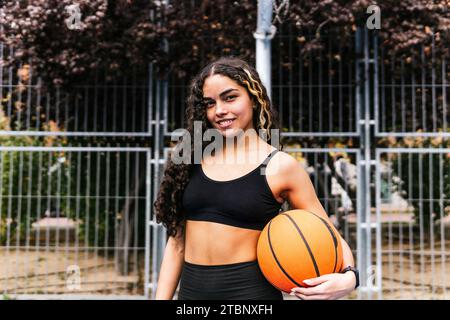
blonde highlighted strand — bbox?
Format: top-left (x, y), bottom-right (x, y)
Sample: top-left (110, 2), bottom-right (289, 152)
top-left (241, 68), bottom-right (273, 140)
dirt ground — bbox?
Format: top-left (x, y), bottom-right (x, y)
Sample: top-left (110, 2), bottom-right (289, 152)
top-left (1, 241), bottom-right (449, 300)
top-left (377, 240), bottom-right (450, 300)
top-left (0, 247), bottom-right (143, 297)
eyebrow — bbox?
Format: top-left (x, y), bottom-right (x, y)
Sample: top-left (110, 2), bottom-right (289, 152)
top-left (202, 88), bottom-right (238, 101)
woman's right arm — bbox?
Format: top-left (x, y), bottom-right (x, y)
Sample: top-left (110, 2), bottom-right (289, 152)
top-left (154, 224), bottom-right (185, 300)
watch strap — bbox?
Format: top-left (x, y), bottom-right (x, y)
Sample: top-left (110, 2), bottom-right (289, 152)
top-left (341, 266), bottom-right (359, 289)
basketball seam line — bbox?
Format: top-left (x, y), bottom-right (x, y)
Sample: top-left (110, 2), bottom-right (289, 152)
top-left (267, 220), bottom-right (302, 288)
top-left (304, 210), bottom-right (339, 273)
top-left (282, 213), bottom-right (321, 278)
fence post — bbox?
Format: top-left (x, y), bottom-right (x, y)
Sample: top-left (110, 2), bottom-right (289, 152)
top-left (254, 0), bottom-right (276, 100)
top-left (355, 25), bottom-right (382, 300)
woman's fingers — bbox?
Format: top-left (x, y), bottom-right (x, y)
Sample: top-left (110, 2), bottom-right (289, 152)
top-left (291, 292), bottom-right (328, 300)
top-left (302, 274), bottom-right (330, 287)
top-left (290, 273), bottom-right (353, 300)
top-left (291, 283), bottom-right (327, 296)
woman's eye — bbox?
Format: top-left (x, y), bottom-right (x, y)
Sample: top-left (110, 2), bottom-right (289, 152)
top-left (204, 96), bottom-right (236, 107)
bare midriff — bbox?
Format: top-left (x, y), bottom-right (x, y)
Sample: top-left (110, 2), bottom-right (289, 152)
top-left (184, 220), bottom-right (261, 265)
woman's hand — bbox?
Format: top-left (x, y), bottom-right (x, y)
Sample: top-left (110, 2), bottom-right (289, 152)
top-left (290, 271), bottom-right (356, 300)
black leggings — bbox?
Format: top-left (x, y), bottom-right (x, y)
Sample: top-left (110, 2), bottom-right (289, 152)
top-left (177, 260), bottom-right (283, 300)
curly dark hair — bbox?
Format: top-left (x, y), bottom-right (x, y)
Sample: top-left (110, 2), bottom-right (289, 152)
top-left (153, 56), bottom-right (284, 238)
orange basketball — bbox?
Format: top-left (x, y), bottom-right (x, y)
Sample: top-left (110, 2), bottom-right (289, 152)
top-left (257, 209), bottom-right (343, 293)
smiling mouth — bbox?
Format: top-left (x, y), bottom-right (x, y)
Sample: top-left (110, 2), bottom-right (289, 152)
top-left (217, 119), bottom-right (235, 128)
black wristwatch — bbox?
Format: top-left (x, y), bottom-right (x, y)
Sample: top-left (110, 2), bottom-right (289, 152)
top-left (341, 266), bottom-right (359, 289)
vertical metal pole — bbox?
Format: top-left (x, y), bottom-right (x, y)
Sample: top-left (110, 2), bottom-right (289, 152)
top-left (144, 149), bottom-right (151, 299)
top-left (150, 79), bottom-right (161, 300)
top-left (356, 148), bottom-right (363, 300)
top-left (155, 0), bottom-right (169, 299)
top-left (147, 0), bottom-right (169, 300)
top-left (151, 76), bottom-right (167, 300)
top-left (355, 27), bottom-right (365, 299)
top-left (356, 26), bottom-right (378, 300)
top-left (144, 62), bottom-right (153, 299)
top-left (373, 30), bottom-right (383, 300)
top-left (254, 0), bottom-right (275, 99)
top-left (363, 28), bottom-right (373, 299)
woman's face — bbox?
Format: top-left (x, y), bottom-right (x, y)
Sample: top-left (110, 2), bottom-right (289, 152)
top-left (202, 74), bottom-right (255, 138)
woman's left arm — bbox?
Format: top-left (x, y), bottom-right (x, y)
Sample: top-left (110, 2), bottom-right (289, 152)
top-left (277, 153), bottom-right (357, 300)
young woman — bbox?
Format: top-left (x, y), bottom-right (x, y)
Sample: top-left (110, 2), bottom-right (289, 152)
top-left (154, 57), bottom-right (358, 300)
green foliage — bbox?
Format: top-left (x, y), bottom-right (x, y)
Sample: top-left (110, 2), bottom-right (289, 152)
top-left (1, 0), bottom-right (449, 94)
top-left (0, 105), bottom-right (72, 245)
top-left (389, 136), bottom-right (450, 234)
top-left (0, 78), bottom-right (149, 247)
top-left (0, 0), bottom-right (171, 91)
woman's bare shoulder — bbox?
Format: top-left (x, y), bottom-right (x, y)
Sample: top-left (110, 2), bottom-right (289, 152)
top-left (273, 150), bottom-right (298, 166)
top-left (266, 150), bottom-right (299, 178)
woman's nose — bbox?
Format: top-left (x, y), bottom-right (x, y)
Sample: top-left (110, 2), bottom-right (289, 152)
top-left (215, 101), bottom-right (228, 115)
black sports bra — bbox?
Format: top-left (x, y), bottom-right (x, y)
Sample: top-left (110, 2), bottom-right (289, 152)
top-left (182, 149), bottom-right (283, 230)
